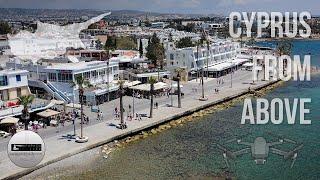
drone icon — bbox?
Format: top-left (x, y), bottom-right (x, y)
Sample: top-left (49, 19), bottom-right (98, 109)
top-left (216, 133), bottom-right (303, 168)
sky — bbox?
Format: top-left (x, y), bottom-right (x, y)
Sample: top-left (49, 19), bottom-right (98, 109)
top-left (0, 0), bottom-right (319, 15)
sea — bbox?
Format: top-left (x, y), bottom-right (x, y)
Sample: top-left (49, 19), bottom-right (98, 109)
top-left (27, 40), bottom-right (320, 180)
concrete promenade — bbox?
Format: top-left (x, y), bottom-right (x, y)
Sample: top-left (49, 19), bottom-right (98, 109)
top-left (0, 70), bottom-right (279, 179)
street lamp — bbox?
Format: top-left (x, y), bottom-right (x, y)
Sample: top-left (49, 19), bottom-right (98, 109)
top-left (230, 69), bottom-right (233, 88)
top-left (132, 82), bottom-right (135, 116)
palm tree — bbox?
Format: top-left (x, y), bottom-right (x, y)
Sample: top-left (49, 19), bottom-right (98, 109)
top-left (206, 40), bottom-right (210, 79)
top-left (276, 39), bottom-right (293, 56)
top-left (148, 76), bottom-right (157, 118)
top-left (117, 80), bottom-right (126, 128)
top-left (200, 68), bottom-right (205, 100)
top-left (18, 95), bottom-right (35, 130)
top-left (173, 68), bottom-right (183, 108)
top-left (74, 75), bottom-right (91, 140)
top-left (195, 40), bottom-right (201, 81)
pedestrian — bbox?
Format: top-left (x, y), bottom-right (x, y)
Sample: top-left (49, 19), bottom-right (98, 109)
top-left (42, 121), bottom-right (46, 129)
top-left (97, 110), bottom-right (100, 121)
top-left (128, 104), bottom-right (132, 113)
top-left (86, 116), bottom-right (89, 124)
top-left (114, 108), bottom-right (118, 118)
top-left (155, 102), bottom-right (158, 109)
top-left (100, 111), bottom-right (103, 120)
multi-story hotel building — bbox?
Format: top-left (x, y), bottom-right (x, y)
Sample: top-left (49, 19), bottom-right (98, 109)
top-left (166, 40), bottom-right (247, 79)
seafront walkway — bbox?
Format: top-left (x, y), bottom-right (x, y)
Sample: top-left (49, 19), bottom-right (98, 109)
top-left (0, 70), bottom-right (277, 179)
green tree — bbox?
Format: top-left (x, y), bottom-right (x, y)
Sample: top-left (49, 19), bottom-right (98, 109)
top-left (105, 36), bottom-right (117, 51)
top-left (74, 75), bottom-right (92, 141)
top-left (146, 33), bottom-right (165, 69)
top-left (276, 39), bottom-right (293, 56)
top-left (116, 36), bottom-right (137, 50)
top-left (18, 95), bottom-right (35, 130)
top-left (276, 39), bottom-right (293, 73)
top-left (184, 23), bottom-right (196, 32)
top-left (175, 37), bottom-right (194, 48)
top-left (139, 39), bottom-right (143, 58)
top-left (0, 21), bottom-right (11, 35)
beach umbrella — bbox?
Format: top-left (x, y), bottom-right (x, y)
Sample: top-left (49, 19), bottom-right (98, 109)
top-left (0, 117), bottom-right (19, 125)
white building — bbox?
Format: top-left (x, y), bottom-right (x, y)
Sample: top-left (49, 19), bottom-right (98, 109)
top-left (166, 40), bottom-right (247, 79)
top-left (6, 58), bottom-right (119, 105)
top-left (0, 69), bottom-right (30, 101)
top-left (151, 22), bottom-right (166, 29)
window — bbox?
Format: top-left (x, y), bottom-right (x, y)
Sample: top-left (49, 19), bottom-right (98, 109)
top-left (48, 73), bottom-right (57, 81)
top-left (91, 70), bottom-right (98, 78)
top-left (99, 69), bottom-right (105, 76)
top-left (58, 73), bottom-right (73, 82)
top-left (16, 75), bottom-right (21, 82)
top-left (84, 72), bottom-right (90, 79)
top-left (0, 76), bottom-right (8, 86)
top-left (170, 54), bottom-right (174, 60)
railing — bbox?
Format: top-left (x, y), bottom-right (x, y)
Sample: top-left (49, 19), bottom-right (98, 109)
top-left (47, 81), bottom-right (71, 103)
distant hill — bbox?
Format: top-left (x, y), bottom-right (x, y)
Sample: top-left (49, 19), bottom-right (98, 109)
top-left (0, 8), bottom-right (222, 21)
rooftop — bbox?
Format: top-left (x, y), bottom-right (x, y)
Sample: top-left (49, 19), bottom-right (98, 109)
top-left (45, 60), bottom-right (117, 71)
top-left (0, 69), bottom-right (28, 76)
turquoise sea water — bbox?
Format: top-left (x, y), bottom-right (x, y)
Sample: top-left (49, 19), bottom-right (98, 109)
top-left (42, 40), bottom-right (320, 180)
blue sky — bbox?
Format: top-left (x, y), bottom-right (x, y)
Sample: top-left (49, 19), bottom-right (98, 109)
top-left (0, 0), bottom-right (319, 15)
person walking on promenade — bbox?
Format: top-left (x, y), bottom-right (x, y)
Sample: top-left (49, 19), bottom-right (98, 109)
top-left (128, 104), bottom-right (132, 113)
top-left (114, 107), bottom-right (118, 119)
top-left (97, 110), bottom-right (100, 121)
top-left (99, 111), bottom-right (103, 120)
top-left (86, 116), bottom-right (89, 125)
